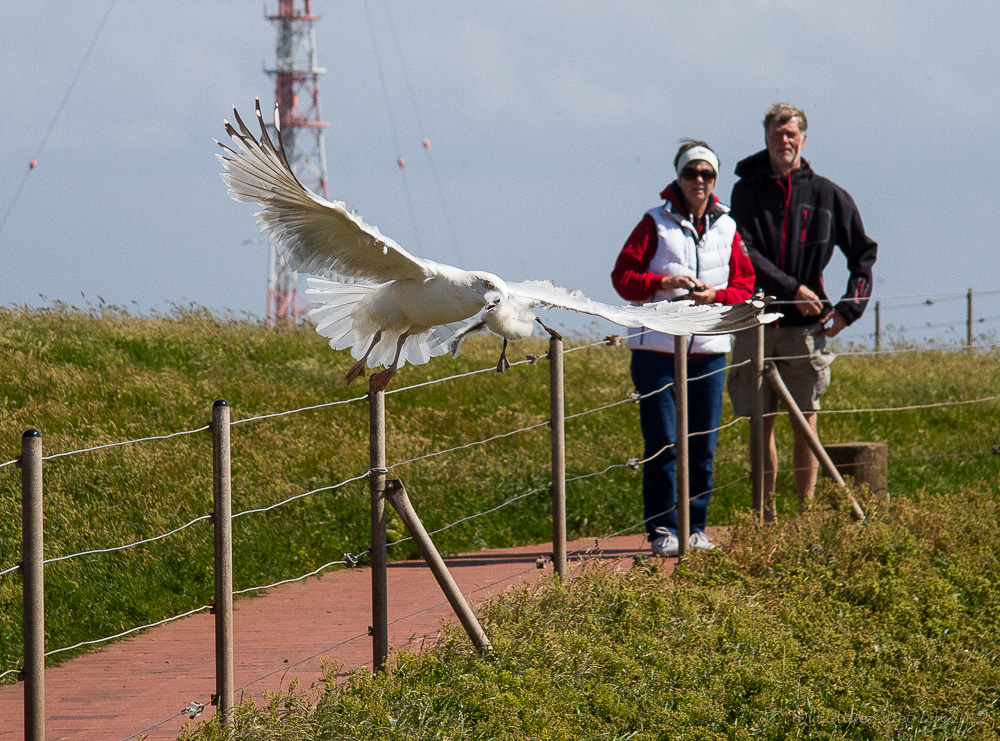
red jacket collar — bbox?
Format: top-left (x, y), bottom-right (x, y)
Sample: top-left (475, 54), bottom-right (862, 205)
top-left (659, 182), bottom-right (719, 218)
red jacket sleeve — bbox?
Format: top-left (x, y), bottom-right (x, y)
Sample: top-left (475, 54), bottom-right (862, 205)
top-left (611, 214), bottom-right (661, 302)
top-left (712, 231), bottom-right (755, 305)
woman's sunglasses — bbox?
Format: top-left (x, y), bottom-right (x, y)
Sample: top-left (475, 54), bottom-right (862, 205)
top-left (680, 168), bottom-right (716, 182)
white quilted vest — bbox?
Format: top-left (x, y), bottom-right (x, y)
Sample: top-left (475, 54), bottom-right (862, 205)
top-left (626, 203), bottom-right (737, 355)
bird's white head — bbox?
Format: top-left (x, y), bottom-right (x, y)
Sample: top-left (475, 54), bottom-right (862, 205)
top-left (483, 289), bottom-right (504, 312)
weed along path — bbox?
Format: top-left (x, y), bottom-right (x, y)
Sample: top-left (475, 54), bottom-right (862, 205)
top-left (0, 530), bottom-right (719, 741)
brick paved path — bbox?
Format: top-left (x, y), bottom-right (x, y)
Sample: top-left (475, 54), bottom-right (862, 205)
top-left (0, 529), bottom-right (717, 741)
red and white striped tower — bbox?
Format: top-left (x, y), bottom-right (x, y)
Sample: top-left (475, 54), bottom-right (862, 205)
top-left (265, 0), bottom-right (330, 325)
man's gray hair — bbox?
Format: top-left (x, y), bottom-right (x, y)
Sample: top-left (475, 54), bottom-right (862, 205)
top-left (763, 103), bottom-right (807, 133)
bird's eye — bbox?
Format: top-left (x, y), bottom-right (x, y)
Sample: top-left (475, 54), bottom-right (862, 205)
top-left (484, 280), bottom-right (495, 290)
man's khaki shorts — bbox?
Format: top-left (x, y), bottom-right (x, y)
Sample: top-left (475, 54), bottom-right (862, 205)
top-left (728, 323), bottom-right (835, 416)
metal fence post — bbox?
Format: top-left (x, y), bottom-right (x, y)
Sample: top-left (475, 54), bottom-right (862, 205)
top-left (211, 400), bottom-right (234, 724)
top-left (20, 428), bottom-right (44, 741)
top-left (749, 324), bottom-right (768, 523)
top-left (368, 378), bottom-right (389, 672)
top-left (549, 335), bottom-right (567, 577)
top-left (674, 335), bottom-right (689, 556)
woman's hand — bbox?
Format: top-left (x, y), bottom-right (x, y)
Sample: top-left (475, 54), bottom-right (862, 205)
top-left (659, 275), bottom-right (700, 291)
top-left (660, 275), bottom-right (715, 303)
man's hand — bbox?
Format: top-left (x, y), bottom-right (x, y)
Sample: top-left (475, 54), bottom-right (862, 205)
top-left (820, 310), bottom-right (848, 337)
top-left (794, 284), bottom-right (824, 316)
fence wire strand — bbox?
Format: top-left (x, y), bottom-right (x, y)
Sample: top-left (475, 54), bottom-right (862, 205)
top-left (40, 425), bottom-right (210, 462)
top-left (119, 711), bottom-right (187, 741)
top-left (387, 419), bottom-right (552, 470)
top-left (42, 514), bottom-right (213, 566)
top-left (232, 472), bottom-right (372, 519)
top-left (815, 394), bottom-right (1000, 415)
top-left (231, 394), bottom-right (368, 426)
top-left (45, 605), bottom-right (212, 658)
top-left (766, 341), bottom-right (996, 363)
top-left (233, 559), bottom-right (350, 596)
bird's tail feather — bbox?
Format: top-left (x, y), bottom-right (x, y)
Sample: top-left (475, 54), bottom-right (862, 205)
top-left (306, 279), bottom-right (374, 356)
top-left (306, 278), bottom-right (467, 370)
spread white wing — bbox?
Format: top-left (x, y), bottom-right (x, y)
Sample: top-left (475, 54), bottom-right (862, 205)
top-left (217, 100), bottom-right (438, 284)
top-left (507, 280), bottom-right (777, 335)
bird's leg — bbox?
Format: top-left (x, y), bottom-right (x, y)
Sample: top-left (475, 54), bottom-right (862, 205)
top-left (345, 330), bottom-right (383, 385)
top-left (370, 332), bottom-right (409, 392)
top-left (535, 317), bottom-right (563, 341)
top-left (495, 337), bottom-right (511, 374)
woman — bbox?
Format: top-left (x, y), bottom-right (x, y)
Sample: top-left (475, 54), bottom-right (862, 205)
top-left (611, 140), bottom-right (755, 556)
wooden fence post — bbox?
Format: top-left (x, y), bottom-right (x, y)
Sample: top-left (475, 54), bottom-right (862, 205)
top-left (211, 400), bottom-right (234, 725)
top-left (967, 288), bottom-right (974, 348)
top-left (749, 324), bottom-right (769, 523)
top-left (549, 335), bottom-right (567, 577)
top-left (384, 480), bottom-right (492, 652)
top-left (20, 428), bottom-right (45, 741)
top-left (763, 363), bottom-right (865, 521)
top-left (674, 335), bottom-right (689, 556)
top-left (368, 378), bottom-right (389, 672)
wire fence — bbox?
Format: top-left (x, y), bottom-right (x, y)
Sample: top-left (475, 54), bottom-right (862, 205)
top-left (2, 340), bottom-right (997, 576)
top-left (2, 332), bottom-right (998, 581)
top-left (2, 306), bottom-right (999, 741)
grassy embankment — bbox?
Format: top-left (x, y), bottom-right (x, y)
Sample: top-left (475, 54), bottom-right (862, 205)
top-left (0, 305), bottom-right (998, 692)
top-left (189, 485), bottom-right (1000, 740)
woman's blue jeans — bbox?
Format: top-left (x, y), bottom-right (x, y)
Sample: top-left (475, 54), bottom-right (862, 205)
top-left (630, 350), bottom-right (726, 539)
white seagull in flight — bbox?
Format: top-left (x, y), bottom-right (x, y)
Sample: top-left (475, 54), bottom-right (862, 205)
top-left (218, 100), bottom-right (776, 390)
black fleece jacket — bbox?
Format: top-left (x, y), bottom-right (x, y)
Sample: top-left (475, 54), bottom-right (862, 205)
top-left (730, 149), bottom-right (877, 326)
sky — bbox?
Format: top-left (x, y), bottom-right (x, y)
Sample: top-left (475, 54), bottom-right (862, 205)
top-left (2, 0), bottom-right (998, 346)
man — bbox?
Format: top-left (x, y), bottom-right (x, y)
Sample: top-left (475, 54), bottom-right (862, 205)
top-left (728, 103), bottom-right (877, 509)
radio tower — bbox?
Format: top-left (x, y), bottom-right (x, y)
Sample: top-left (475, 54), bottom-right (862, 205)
top-left (265, 0), bottom-right (330, 325)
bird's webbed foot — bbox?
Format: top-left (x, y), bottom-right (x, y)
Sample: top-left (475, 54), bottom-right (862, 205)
top-left (344, 360), bottom-right (368, 385)
top-left (369, 332), bottom-right (408, 391)
top-left (535, 318), bottom-right (563, 340)
top-left (369, 366), bottom-right (397, 392)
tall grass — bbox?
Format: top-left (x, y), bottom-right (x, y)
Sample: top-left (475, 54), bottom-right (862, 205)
top-left (1, 306), bottom-right (998, 679)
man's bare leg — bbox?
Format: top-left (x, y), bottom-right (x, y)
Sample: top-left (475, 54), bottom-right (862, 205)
top-left (791, 412), bottom-right (819, 510)
top-left (762, 415), bottom-right (778, 520)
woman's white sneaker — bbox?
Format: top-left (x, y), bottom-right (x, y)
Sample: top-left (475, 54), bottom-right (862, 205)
top-left (651, 529), bottom-right (679, 557)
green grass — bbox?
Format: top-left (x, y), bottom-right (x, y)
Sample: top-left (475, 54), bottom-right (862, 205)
top-left (185, 484), bottom-right (1000, 740)
top-left (1, 305), bottom-right (999, 686)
